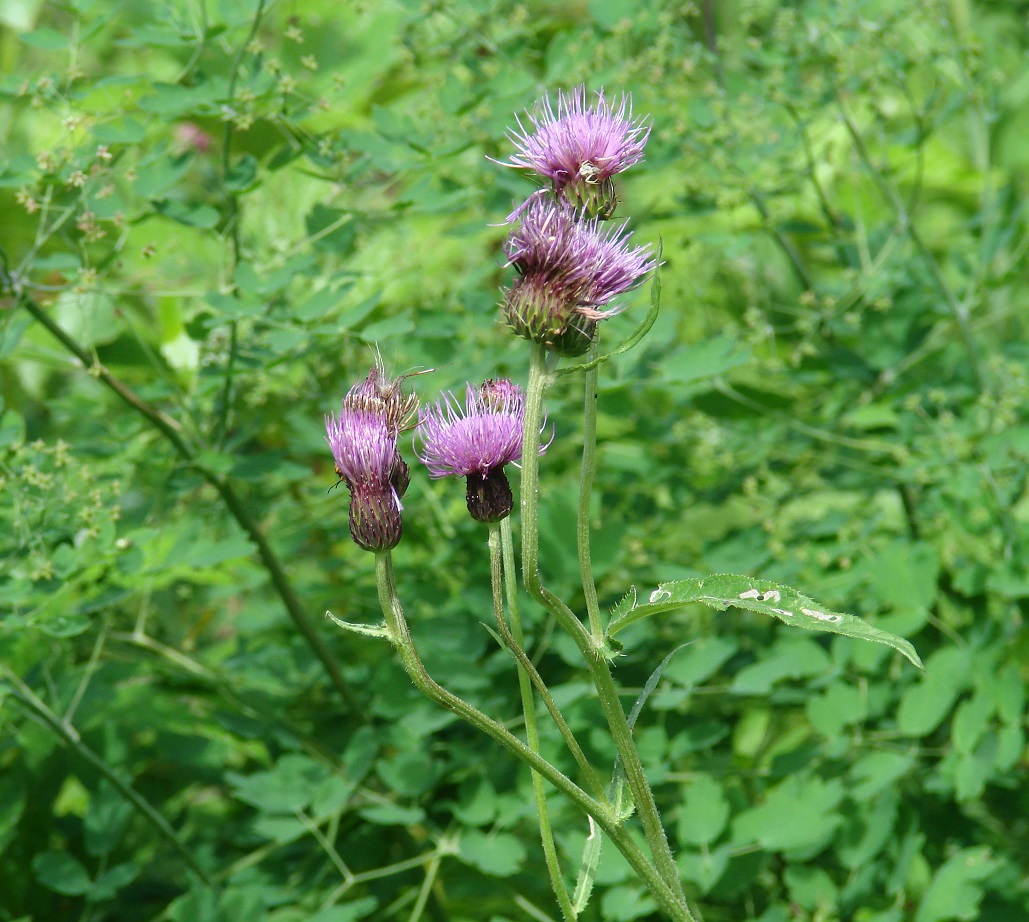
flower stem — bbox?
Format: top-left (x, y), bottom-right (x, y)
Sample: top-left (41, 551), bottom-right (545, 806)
top-left (497, 518), bottom-right (607, 800)
top-left (372, 550), bottom-right (688, 920)
top-left (489, 523), bottom-right (575, 922)
top-left (578, 338), bottom-right (604, 641)
top-left (520, 343), bottom-right (694, 920)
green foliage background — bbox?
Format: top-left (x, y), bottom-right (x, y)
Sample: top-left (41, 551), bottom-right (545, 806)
top-left (1, 0), bottom-right (1027, 920)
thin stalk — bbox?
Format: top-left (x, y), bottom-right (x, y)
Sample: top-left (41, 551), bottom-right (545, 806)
top-left (2, 668), bottom-right (216, 889)
top-left (520, 344), bottom-right (694, 919)
top-left (489, 524), bottom-right (575, 922)
top-left (215, 0), bottom-right (267, 447)
top-left (498, 518), bottom-right (607, 800)
top-left (373, 552), bottom-right (689, 922)
top-left (17, 291), bottom-right (360, 716)
top-left (578, 339), bottom-right (604, 641)
top-left (835, 95), bottom-right (985, 391)
top-left (747, 185), bottom-right (815, 290)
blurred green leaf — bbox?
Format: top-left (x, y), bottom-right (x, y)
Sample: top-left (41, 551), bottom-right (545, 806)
top-left (898, 647), bottom-right (971, 736)
top-left (914, 847), bottom-right (1000, 922)
top-left (19, 27), bottom-right (68, 48)
top-left (733, 775), bottom-right (844, 855)
top-left (677, 773), bottom-right (729, 846)
top-left (153, 199), bottom-right (220, 229)
top-left (32, 851), bottom-right (92, 896)
top-left (457, 830), bottom-right (527, 877)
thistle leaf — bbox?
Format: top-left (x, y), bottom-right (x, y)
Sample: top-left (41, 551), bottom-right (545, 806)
top-left (607, 574), bottom-right (923, 670)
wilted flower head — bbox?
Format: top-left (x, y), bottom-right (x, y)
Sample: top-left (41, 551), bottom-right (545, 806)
top-left (416, 380), bottom-right (548, 523)
top-left (342, 359), bottom-right (419, 437)
top-left (502, 196), bottom-right (656, 355)
top-left (326, 363), bottom-right (417, 551)
top-left (503, 86), bottom-right (650, 217)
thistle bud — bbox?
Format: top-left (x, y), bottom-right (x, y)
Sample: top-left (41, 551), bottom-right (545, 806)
top-left (502, 197), bottom-right (655, 355)
top-left (415, 379), bottom-right (550, 523)
top-left (326, 364), bottom-right (417, 551)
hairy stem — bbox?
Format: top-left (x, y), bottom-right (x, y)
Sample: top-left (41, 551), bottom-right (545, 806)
top-left (520, 344), bottom-right (694, 919)
top-left (489, 523), bottom-right (575, 922)
top-left (373, 551), bottom-right (688, 920)
top-left (578, 339), bottom-right (604, 641)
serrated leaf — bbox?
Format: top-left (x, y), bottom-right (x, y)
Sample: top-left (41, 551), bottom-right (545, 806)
top-left (607, 574), bottom-right (922, 669)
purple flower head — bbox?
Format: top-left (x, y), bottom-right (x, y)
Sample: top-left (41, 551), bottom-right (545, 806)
top-left (503, 86), bottom-right (650, 217)
top-left (502, 197), bottom-right (656, 355)
top-left (416, 380), bottom-right (549, 523)
top-left (325, 364), bottom-right (417, 551)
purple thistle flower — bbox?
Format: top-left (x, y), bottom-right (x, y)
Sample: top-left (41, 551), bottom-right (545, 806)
top-left (502, 86), bottom-right (650, 216)
top-left (325, 364), bottom-right (417, 551)
top-left (415, 380), bottom-right (548, 523)
top-left (502, 196), bottom-right (655, 355)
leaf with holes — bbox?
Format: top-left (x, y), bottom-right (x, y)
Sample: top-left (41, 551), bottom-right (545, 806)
top-left (607, 575), bottom-right (922, 670)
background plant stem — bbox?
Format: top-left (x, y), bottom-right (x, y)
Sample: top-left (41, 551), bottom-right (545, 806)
top-left (2, 667), bottom-right (217, 888)
top-left (17, 291), bottom-right (360, 716)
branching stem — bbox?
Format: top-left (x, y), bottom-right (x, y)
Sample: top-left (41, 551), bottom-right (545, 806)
top-left (520, 343), bottom-right (694, 920)
top-left (489, 522), bottom-right (575, 922)
top-left (373, 551), bottom-right (689, 921)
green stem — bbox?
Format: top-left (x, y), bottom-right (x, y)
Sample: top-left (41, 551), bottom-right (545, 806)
top-left (372, 551), bottom-right (687, 921)
top-left (498, 518), bottom-right (607, 800)
top-left (520, 344), bottom-right (694, 919)
top-left (489, 524), bottom-right (575, 922)
top-left (17, 291), bottom-right (360, 717)
top-left (2, 667), bottom-right (216, 889)
top-left (578, 339), bottom-right (604, 641)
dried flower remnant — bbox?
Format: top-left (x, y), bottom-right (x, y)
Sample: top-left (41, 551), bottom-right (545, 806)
top-left (326, 364), bottom-right (417, 551)
top-left (502, 197), bottom-right (655, 355)
top-left (502, 85), bottom-right (650, 217)
top-left (416, 380), bottom-right (548, 523)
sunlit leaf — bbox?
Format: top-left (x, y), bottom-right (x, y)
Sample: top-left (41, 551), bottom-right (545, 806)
top-left (608, 574), bottom-right (923, 669)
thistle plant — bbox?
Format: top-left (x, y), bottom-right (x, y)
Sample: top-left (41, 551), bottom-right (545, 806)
top-left (324, 362), bottom-right (415, 551)
top-left (325, 86), bottom-right (923, 922)
top-left (501, 85), bottom-right (650, 217)
top-left (502, 197), bottom-right (656, 355)
top-left (416, 379), bottom-right (545, 523)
